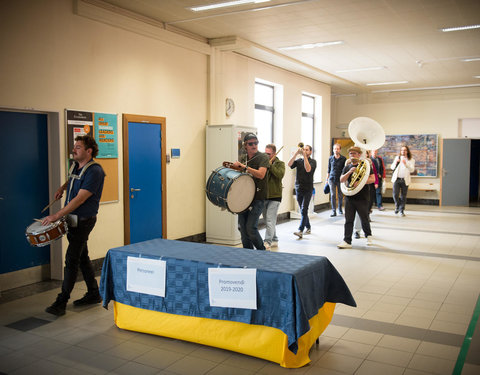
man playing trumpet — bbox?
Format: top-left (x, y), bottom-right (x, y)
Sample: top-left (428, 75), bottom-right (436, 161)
top-left (337, 146), bottom-right (375, 249)
top-left (288, 144), bottom-right (316, 239)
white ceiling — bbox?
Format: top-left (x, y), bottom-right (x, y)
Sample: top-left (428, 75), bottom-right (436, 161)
top-left (98, 0), bottom-right (480, 94)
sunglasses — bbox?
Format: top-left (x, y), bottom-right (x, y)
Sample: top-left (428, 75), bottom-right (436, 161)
top-left (247, 141), bottom-right (258, 146)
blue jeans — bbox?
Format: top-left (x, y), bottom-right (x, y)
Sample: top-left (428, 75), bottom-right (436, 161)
top-left (375, 178), bottom-right (383, 207)
top-left (262, 200), bottom-right (281, 244)
top-left (296, 190), bottom-right (312, 231)
top-left (238, 199), bottom-right (265, 250)
top-left (328, 179), bottom-right (343, 212)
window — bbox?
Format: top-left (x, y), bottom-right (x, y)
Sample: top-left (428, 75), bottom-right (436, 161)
top-left (301, 94), bottom-right (314, 155)
top-left (254, 82), bottom-right (274, 149)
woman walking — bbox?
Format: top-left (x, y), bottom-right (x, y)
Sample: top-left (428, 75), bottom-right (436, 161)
top-left (391, 145), bottom-right (415, 216)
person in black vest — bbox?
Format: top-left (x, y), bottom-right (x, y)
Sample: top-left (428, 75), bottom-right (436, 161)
top-left (327, 143), bottom-right (347, 216)
top-left (42, 135), bottom-right (105, 316)
top-left (288, 144), bottom-right (317, 239)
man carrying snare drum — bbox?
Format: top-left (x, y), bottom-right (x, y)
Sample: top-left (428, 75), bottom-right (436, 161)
top-left (232, 133), bottom-right (269, 250)
top-left (42, 135), bottom-right (105, 316)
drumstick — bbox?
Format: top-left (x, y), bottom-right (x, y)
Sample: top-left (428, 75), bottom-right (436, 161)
top-left (34, 218), bottom-right (43, 223)
top-left (41, 199), bottom-right (58, 213)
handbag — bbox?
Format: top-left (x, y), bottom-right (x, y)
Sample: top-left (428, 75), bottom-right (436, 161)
top-left (324, 183), bottom-right (330, 194)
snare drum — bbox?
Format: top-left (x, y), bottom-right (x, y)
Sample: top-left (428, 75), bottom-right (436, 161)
top-left (25, 218), bottom-right (68, 247)
top-left (206, 167), bottom-right (255, 213)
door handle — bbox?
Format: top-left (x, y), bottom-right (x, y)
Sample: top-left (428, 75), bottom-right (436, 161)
top-left (130, 188), bottom-right (141, 192)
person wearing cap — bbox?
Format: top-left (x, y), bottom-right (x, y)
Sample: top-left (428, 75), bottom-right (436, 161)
top-left (232, 133), bottom-right (270, 250)
top-left (288, 144), bottom-right (317, 239)
top-left (337, 146), bottom-right (375, 249)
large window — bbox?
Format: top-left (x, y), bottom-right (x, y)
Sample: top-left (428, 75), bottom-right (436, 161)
top-left (301, 94), bottom-right (314, 154)
top-left (254, 82), bottom-right (274, 149)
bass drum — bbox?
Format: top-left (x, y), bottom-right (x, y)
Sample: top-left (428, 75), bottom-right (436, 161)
top-left (206, 167), bottom-right (255, 213)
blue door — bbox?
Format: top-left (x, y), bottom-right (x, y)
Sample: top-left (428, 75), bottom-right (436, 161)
top-left (128, 122), bottom-right (163, 243)
top-left (0, 111), bottom-right (50, 274)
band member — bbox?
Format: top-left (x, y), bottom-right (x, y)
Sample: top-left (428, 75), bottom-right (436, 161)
top-left (232, 133), bottom-right (269, 250)
top-left (327, 143), bottom-right (347, 216)
top-left (262, 144), bottom-right (285, 250)
top-left (371, 149), bottom-right (386, 210)
top-left (42, 136), bottom-right (105, 316)
top-left (391, 145), bottom-right (415, 216)
top-left (288, 144), bottom-right (317, 239)
top-left (337, 146), bottom-right (375, 249)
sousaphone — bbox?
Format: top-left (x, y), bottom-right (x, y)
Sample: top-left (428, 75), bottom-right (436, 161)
top-left (341, 117), bottom-right (385, 196)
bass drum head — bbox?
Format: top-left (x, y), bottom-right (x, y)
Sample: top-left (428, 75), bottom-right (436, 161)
top-left (226, 174), bottom-right (256, 213)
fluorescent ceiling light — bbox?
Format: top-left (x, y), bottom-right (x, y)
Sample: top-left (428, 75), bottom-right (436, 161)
top-left (461, 57), bottom-right (480, 62)
top-left (336, 66), bottom-right (385, 73)
top-left (366, 81), bottom-right (408, 86)
top-left (279, 40), bottom-right (344, 51)
top-left (474, 76), bottom-right (480, 79)
top-left (440, 24), bottom-right (480, 32)
top-left (189, 0), bottom-right (270, 12)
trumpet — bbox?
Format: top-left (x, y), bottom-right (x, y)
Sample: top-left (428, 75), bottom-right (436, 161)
top-left (298, 142), bottom-right (304, 150)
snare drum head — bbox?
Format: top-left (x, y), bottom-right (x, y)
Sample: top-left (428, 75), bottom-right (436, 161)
top-left (226, 174), bottom-right (255, 213)
top-left (26, 221), bottom-right (54, 235)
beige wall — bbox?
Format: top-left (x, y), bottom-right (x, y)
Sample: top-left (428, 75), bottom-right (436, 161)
top-left (331, 88), bottom-right (480, 199)
top-left (0, 0), bottom-right (332, 283)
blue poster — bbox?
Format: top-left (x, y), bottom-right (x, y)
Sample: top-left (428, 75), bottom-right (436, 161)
top-left (94, 113), bottom-right (118, 158)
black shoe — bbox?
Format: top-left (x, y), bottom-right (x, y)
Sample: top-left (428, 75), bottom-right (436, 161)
top-left (354, 232), bottom-right (360, 239)
top-left (73, 292), bottom-right (102, 306)
top-left (339, 210), bottom-right (343, 215)
top-left (330, 211), bottom-right (337, 217)
top-left (394, 209), bottom-right (399, 214)
top-left (45, 300), bottom-right (66, 316)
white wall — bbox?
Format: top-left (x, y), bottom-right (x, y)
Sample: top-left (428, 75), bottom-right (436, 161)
top-left (332, 88), bottom-right (480, 199)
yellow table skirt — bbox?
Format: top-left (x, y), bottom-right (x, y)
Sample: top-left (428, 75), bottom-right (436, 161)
top-left (113, 301), bottom-right (336, 368)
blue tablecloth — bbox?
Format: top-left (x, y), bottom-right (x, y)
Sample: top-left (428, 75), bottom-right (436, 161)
top-left (100, 239), bottom-right (356, 353)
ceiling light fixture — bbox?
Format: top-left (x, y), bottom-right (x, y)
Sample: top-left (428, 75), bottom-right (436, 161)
top-left (336, 66), bottom-right (386, 73)
top-left (189, 0), bottom-right (270, 12)
top-left (474, 76), bottom-right (480, 79)
top-left (366, 81), bottom-right (408, 86)
top-left (440, 24), bottom-right (480, 32)
top-left (461, 57), bottom-right (480, 62)
top-left (279, 40), bottom-right (344, 51)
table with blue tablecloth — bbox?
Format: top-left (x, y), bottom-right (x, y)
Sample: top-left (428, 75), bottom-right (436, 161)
top-left (100, 239), bottom-right (356, 368)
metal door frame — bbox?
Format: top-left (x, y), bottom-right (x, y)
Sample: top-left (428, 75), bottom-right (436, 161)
top-left (122, 114), bottom-right (167, 244)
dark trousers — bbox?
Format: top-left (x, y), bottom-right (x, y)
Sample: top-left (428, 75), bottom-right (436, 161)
top-left (393, 178), bottom-right (408, 212)
top-left (328, 179), bottom-right (343, 212)
top-left (238, 199), bottom-right (265, 250)
top-left (58, 216), bottom-right (98, 302)
top-left (344, 198), bottom-right (371, 244)
top-left (296, 189), bottom-right (312, 231)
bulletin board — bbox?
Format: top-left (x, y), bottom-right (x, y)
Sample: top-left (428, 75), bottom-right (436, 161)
top-left (65, 110), bottom-right (119, 203)
top-left (332, 134), bottom-right (438, 178)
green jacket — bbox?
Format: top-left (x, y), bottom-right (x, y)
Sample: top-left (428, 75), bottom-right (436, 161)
top-left (267, 157), bottom-right (285, 199)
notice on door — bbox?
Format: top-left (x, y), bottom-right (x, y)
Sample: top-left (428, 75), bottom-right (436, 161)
top-left (126, 256), bottom-right (166, 297)
top-left (208, 268), bottom-right (257, 310)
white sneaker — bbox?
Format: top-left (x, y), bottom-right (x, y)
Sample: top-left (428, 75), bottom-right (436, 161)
top-left (366, 236), bottom-right (373, 245)
top-left (337, 241), bottom-right (352, 249)
top-left (294, 231), bottom-right (303, 239)
top-left (264, 242), bottom-right (271, 250)
top-left (305, 228), bottom-right (311, 234)
top-left (271, 241), bottom-right (278, 248)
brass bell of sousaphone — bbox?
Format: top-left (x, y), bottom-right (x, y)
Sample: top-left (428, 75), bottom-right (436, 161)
top-left (341, 117), bottom-right (385, 196)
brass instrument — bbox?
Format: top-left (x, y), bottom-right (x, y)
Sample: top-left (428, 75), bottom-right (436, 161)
top-left (269, 146), bottom-right (284, 163)
top-left (298, 142), bottom-right (304, 150)
top-left (341, 117), bottom-right (385, 196)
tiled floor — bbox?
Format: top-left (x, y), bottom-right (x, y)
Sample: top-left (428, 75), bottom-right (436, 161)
top-left (1, 203), bottom-right (479, 374)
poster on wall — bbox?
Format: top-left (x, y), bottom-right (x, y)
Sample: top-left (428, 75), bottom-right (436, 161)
top-left (66, 110), bottom-right (93, 159)
top-left (94, 112), bottom-right (118, 158)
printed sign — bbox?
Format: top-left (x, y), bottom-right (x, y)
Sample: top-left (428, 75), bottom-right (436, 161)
top-left (94, 112), bottom-right (118, 158)
top-left (126, 256), bottom-right (166, 297)
top-left (208, 268), bottom-right (257, 310)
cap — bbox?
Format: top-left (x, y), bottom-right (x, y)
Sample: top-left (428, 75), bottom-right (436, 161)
top-left (243, 133), bottom-right (258, 143)
top-left (348, 146), bottom-right (363, 154)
